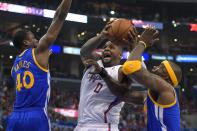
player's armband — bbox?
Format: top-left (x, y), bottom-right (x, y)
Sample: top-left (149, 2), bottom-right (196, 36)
top-left (122, 60), bottom-right (142, 75)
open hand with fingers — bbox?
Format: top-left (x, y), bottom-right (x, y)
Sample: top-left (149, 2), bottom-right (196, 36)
top-left (139, 26), bottom-right (159, 47)
top-left (100, 20), bottom-right (116, 40)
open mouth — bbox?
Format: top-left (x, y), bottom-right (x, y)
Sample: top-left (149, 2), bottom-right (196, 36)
top-left (103, 51), bottom-right (112, 61)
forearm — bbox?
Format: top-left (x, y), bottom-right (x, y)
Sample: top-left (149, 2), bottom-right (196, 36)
top-left (56, 0), bottom-right (72, 21)
top-left (126, 41), bottom-right (158, 91)
top-left (131, 69), bottom-right (166, 93)
top-left (80, 34), bottom-right (105, 60)
top-left (132, 70), bottom-right (155, 88)
top-left (128, 41), bottom-right (146, 61)
top-left (37, 0), bottom-right (72, 52)
top-left (47, 0), bottom-right (72, 38)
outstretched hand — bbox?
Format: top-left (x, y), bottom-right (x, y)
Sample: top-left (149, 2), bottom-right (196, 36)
top-left (84, 59), bottom-right (102, 74)
top-left (139, 26), bottom-right (159, 47)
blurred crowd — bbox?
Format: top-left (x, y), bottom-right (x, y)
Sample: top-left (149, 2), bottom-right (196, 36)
top-left (0, 79), bottom-right (14, 130)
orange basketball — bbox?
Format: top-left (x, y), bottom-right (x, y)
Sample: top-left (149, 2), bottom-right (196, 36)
top-left (107, 18), bottom-right (134, 45)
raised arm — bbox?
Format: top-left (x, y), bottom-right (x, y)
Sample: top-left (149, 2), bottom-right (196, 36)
top-left (80, 23), bottom-right (112, 64)
top-left (125, 27), bottom-right (172, 94)
top-left (34, 0), bottom-right (72, 69)
top-left (37, 0), bottom-right (72, 52)
top-left (80, 35), bottom-right (104, 62)
top-left (127, 27), bottom-right (159, 61)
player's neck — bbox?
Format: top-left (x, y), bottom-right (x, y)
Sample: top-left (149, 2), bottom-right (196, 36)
top-left (18, 47), bottom-right (28, 55)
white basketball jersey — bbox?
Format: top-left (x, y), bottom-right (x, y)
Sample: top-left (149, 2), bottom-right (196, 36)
top-left (77, 60), bottom-right (124, 125)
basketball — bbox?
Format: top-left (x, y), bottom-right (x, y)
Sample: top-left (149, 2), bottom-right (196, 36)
top-left (107, 18), bottom-right (135, 44)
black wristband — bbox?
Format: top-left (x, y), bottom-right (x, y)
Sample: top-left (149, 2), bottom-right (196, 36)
top-left (99, 67), bottom-right (108, 78)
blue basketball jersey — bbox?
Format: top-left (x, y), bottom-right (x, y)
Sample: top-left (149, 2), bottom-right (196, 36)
top-left (146, 90), bottom-right (180, 131)
top-left (11, 48), bottom-right (50, 110)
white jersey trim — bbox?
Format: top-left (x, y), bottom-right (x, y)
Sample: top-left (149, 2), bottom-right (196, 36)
top-left (154, 105), bottom-right (167, 131)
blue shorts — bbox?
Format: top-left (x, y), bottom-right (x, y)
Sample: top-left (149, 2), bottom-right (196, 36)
top-left (7, 108), bottom-right (50, 131)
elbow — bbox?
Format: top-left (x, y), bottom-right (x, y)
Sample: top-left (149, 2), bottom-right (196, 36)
top-left (80, 44), bottom-right (88, 56)
top-left (80, 48), bottom-right (87, 60)
top-left (45, 34), bottom-right (57, 44)
top-left (80, 48), bottom-right (85, 56)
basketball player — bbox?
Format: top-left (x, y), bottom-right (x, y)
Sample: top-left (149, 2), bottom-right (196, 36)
top-left (7, 0), bottom-right (72, 131)
top-left (74, 22), bottom-right (131, 131)
top-left (121, 26), bottom-right (182, 131)
top-left (74, 20), bottom-right (154, 130)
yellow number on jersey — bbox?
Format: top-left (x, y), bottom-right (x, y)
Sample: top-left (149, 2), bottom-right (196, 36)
top-left (16, 71), bottom-right (34, 91)
top-left (16, 73), bottom-right (22, 91)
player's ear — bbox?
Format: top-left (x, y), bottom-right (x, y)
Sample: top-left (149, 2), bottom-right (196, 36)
top-left (23, 40), bottom-right (29, 46)
top-left (162, 72), bottom-right (171, 83)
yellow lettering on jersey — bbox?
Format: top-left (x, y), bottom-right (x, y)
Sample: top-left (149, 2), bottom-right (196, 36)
top-left (14, 61), bottom-right (31, 72)
top-left (26, 62), bottom-right (31, 68)
top-left (23, 61), bottom-right (27, 68)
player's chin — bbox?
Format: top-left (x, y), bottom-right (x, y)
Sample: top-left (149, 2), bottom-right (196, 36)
top-left (102, 57), bottom-right (112, 63)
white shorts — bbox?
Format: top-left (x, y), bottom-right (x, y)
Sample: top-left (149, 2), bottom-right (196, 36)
top-left (74, 123), bottom-right (119, 131)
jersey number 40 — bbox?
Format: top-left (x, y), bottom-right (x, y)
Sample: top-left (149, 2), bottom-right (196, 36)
top-left (16, 71), bottom-right (34, 91)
